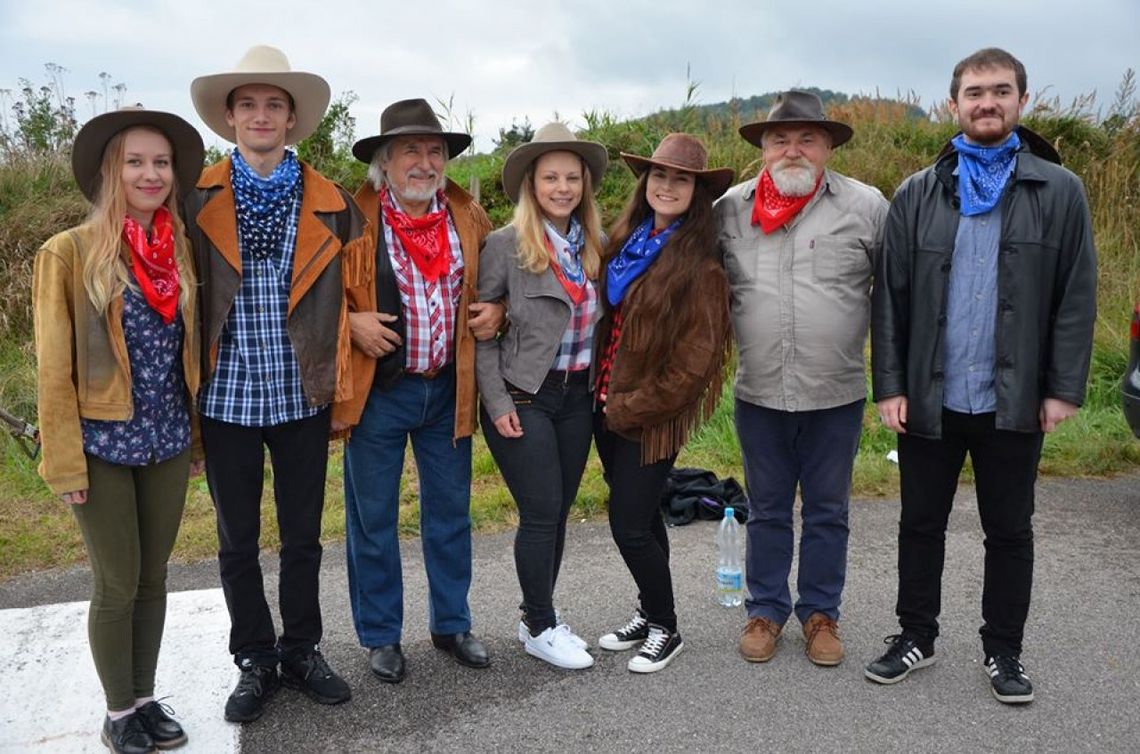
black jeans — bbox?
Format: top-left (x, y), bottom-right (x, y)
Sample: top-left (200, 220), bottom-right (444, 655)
top-left (896, 410), bottom-right (1043, 656)
top-left (482, 370), bottom-right (593, 633)
top-left (201, 409), bottom-right (330, 666)
top-left (594, 411), bottom-right (679, 632)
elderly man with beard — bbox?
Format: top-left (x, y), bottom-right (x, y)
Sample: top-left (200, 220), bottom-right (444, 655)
top-left (338, 99), bottom-right (503, 684)
top-left (715, 91), bottom-right (887, 668)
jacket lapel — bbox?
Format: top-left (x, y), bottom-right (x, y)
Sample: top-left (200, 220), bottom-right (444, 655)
top-left (195, 159), bottom-right (242, 274)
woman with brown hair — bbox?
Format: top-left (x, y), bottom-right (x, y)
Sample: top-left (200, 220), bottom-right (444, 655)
top-left (594, 133), bottom-right (734, 673)
top-left (33, 107), bottom-right (203, 753)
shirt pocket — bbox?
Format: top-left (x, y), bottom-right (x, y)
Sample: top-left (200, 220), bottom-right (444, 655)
top-left (811, 235), bottom-right (871, 286)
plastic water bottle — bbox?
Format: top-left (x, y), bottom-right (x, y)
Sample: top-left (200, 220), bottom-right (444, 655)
top-left (716, 506), bottom-right (743, 607)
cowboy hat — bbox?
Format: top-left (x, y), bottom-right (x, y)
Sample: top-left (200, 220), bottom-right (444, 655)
top-left (501, 122), bottom-right (609, 203)
top-left (190, 44), bottom-right (330, 145)
top-left (738, 90), bottom-right (854, 148)
top-left (352, 98), bottom-right (472, 164)
top-left (621, 132), bottom-right (736, 199)
top-left (71, 105), bottom-right (205, 202)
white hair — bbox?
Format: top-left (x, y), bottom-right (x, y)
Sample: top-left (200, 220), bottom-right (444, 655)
top-left (367, 136), bottom-right (450, 190)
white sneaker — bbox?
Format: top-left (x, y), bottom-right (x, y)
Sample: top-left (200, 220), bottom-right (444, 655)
top-left (627, 625), bottom-right (683, 673)
top-left (518, 612), bottom-right (588, 650)
top-left (524, 625), bottom-right (595, 669)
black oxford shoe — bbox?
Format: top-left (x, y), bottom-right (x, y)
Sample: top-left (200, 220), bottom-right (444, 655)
top-left (430, 631), bottom-right (491, 669)
top-left (369, 644), bottom-right (406, 683)
top-left (134, 700), bottom-right (187, 749)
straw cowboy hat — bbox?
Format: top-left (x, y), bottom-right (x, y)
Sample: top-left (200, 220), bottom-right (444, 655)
top-left (352, 98), bottom-right (473, 164)
top-left (71, 105), bottom-right (205, 202)
top-left (501, 122), bottom-right (609, 203)
top-left (190, 44), bottom-right (330, 145)
top-left (738, 90), bottom-right (854, 148)
top-left (620, 133), bottom-right (736, 199)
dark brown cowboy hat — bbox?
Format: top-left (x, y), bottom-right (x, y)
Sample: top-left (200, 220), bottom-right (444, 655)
top-left (71, 105), bottom-right (205, 202)
top-left (621, 132), bottom-right (736, 199)
top-left (738, 90), bottom-right (854, 148)
top-left (352, 98), bottom-right (473, 163)
top-left (501, 122), bottom-right (608, 203)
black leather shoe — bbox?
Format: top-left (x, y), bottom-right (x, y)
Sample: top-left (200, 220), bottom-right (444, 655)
top-left (431, 631), bottom-right (491, 668)
top-left (101, 712), bottom-right (155, 754)
top-left (134, 700), bottom-right (187, 749)
top-left (369, 644), bottom-right (406, 683)
top-left (280, 647), bottom-right (352, 705)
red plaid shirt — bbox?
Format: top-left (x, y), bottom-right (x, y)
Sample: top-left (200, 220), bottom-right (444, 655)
top-left (595, 303), bottom-right (624, 403)
top-left (552, 280), bottom-right (598, 372)
top-left (382, 193), bottom-right (464, 373)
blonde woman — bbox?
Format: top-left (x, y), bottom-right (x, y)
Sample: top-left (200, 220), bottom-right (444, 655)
top-left (475, 123), bottom-right (607, 669)
top-left (33, 107), bottom-right (203, 753)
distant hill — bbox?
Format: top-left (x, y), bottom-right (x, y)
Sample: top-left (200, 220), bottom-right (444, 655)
top-left (656, 86), bottom-right (929, 122)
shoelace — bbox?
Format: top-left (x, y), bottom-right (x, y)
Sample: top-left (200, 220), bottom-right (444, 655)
top-left (236, 667), bottom-right (272, 697)
top-left (137, 699), bottom-right (178, 722)
top-left (988, 655), bottom-right (1026, 680)
top-left (806, 618), bottom-right (839, 642)
top-left (880, 633), bottom-right (918, 660)
top-left (639, 627), bottom-right (669, 657)
top-left (301, 652), bottom-right (334, 681)
top-left (122, 712), bottom-right (150, 738)
top-left (617, 612), bottom-right (647, 638)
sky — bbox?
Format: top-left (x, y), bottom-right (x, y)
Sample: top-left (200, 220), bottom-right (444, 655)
top-left (1, 0), bottom-right (1137, 155)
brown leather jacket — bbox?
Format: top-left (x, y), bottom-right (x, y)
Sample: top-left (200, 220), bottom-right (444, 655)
top-left (344, 178), bottom-right (492, 440)
top-left (183, 158), bottom-right (373, 429)
top-left (599, 245), bottom-right (732, 463)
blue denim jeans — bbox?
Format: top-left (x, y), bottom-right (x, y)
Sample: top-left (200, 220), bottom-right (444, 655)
top-left (343, 368), bottom-right (473, 647)
top-left (735, 398), bottom-right (864, 625)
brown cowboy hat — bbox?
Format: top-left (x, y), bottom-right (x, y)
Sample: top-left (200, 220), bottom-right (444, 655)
top-left (621, 133), bottom-right (735, 199)
top-left (190, 44), bottom-right (330, 145)
top-left (71, 105), bottom-right (205, 202)
top-left (738, 90), bottom-right (854, 148)
top-left (352, 98), bottom-right (472, 163)
top-left (501, 122), bottom-right (609, 204)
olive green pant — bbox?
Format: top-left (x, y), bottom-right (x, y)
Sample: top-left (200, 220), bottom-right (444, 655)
top-left (71, 450), bottom-right (189, 710)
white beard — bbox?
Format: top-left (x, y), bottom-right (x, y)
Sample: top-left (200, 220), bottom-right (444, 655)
top-left (769, 159), bottom-right (819, 197)
top-left (391, 170), bottom-right (447, 204)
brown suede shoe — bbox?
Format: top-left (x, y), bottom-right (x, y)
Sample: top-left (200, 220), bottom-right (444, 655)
top-left (802, 613), bottom-right (844, 666)
top-left (739, 617), bottom-right (782, 662)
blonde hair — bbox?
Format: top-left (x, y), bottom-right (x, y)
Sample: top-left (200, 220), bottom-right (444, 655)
top-left (509, 157), bottom-right (603, 279)
top-left (81, 126), bottom-right (196, 319)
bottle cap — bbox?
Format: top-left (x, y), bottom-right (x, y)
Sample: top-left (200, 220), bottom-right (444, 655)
top-left (724, 506), bottom-right (734, 518)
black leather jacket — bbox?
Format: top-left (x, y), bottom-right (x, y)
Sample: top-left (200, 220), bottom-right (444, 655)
top-left (871, 127), bottom-right (1097, 438)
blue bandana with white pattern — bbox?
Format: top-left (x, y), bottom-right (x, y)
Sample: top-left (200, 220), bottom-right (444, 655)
top-left (952, 131), bottom-right (1021, 216)
top-left (231, 149), bottom-right (302, 260)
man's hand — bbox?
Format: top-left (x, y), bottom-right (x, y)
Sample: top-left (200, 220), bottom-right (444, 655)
top-left (469, 301), bottom-right (506, 342)
top-left (349, 311), bottom-right (402, 358)
top-left (492, 411), bottom-right (524, 438)
top-left (1040, 398), bottom-right (1078, 433)
top-left (877, 395), bottom-right (908, 434)
top-left (61, 489), bottom-right (87, 505)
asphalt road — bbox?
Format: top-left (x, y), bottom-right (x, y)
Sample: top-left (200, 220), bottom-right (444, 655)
top-left (3, 473), bottom-right (1139, 753)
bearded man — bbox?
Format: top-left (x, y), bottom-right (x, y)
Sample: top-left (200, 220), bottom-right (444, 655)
top-left (715, 91), bottom-right (887, 668)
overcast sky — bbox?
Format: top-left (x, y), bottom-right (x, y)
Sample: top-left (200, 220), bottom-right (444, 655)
top-left (1, 0), bottom-right (1136, 154)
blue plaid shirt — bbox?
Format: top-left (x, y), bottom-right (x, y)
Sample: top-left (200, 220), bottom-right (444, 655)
top-left (942, 209), bottom-right (1000, 414)
top-left (198, 190), bottom-right (320, 426)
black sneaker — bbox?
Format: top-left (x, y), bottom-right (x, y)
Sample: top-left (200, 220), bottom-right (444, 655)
top-left (100, 712), bottom-right (155, 754)
top-left (280, 647), bottom-right (352, 705)
top-left (224, 662), bottom-right (279, 723)
top-left (598, 608), bottom-right (649, 651)
top-left (626, 624), bottom-right (683, 673)
top-left (134, 699), bottom-right (187, 749)
top-left (985, 654), bottom-right (1035, 704)
top-left (864, 633), bottom-right (936, 684)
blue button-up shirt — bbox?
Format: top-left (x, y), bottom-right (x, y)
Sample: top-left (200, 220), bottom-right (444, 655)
top-left (942, 209), bottom-right (1000, 413)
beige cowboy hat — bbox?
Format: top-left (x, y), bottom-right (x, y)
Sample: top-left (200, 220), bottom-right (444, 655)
top-left (738, 90), bottom-right (854, 148)
top-left (190, 44), bottom-right (330, 145)
top-left (352, 98), bottom-right (473, 164)
top-left (621, 133), bottom-right (736, 199)
top-left (501, 122), bottom-right (609, 203)
top-left (71, 105), bottom-right (205, 202)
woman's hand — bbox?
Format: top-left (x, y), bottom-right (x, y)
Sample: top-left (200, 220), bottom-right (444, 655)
top-left (492, 411), bottom-right (524, 438)
top-left (61, 489), bottom-right (88, 505)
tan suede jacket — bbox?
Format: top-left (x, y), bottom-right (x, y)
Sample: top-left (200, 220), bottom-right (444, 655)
top-left (32, 226), bottom-right (201, 495)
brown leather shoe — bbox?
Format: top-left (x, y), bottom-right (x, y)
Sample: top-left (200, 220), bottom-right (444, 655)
top-left (739, 617), bottom-right (782, 662)
top-left (802, 613), bottom-right (844, 666)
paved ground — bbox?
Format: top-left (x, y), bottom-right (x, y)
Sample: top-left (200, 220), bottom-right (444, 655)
top-left (2, 473), bottom-right (1139, 753)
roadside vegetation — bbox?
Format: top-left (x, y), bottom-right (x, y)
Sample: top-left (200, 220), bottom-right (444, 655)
top-left (2, 68), bottom-right (1138, 579)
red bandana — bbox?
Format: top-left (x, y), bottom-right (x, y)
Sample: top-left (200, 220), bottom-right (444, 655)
top-left (750, 169), bottom-right (822, 235)
top-left (121, 206), bottom-right (179, 324)
top-left (544, 235), bottom-right (586, 305)
top-left (379, 185), bottom-right (452, 281)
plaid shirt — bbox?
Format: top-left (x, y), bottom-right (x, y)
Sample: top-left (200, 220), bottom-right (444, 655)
top-left (199, 192), bottom-right (319, 426)
top-left (595, 302), bottom-right (624, 403)
top-left (551, 278), bottom-right (597, 372)
top-left (383, 193), bottom-right (464, 373)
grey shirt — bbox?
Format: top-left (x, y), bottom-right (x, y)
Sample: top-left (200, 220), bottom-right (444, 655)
top-left (715, 169), bottom-right (888, 412)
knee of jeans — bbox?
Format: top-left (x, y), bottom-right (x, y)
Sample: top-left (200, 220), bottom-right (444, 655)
top-left (92, 578), bottom-right (140, 612)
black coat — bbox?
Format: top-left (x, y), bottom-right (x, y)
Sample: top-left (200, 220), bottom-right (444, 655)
top-left (871, 127), bottom-right (1097, 438)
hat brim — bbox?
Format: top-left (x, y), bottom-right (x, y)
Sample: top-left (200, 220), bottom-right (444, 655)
top-left (190, 71), bottom-right (330, 145)
top-left (71, 110), bottom-right (205, 203)
top-left (738, 120), bottom-right (854, 149)
top-left (620, 153), bottom-right (736, 200)
top-left (502, 140), bottom-right (609, 204)
top-left (351, 130), bottom-right (473, 164)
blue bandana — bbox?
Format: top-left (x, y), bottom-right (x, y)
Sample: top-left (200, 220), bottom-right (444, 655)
top-left (606, 216), bottom-right (682, 306)
top-left (544, 216), bottom-right (586, 285)
top-left (231, 149), bottom-right (302, 260)
top-left (952, 131), bottom-right (1020, 216)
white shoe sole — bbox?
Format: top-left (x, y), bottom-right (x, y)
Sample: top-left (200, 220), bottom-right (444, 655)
top-left (598, 634), bottom-right (643, 651)
top-left (524, 642), bottom-right (595, 670)
top-left (864, 655), bottom-right (936, 684)
top-left (627, 641), bottom-right (683, 673)
top-left (519, 621), bottom-right (588, 649)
